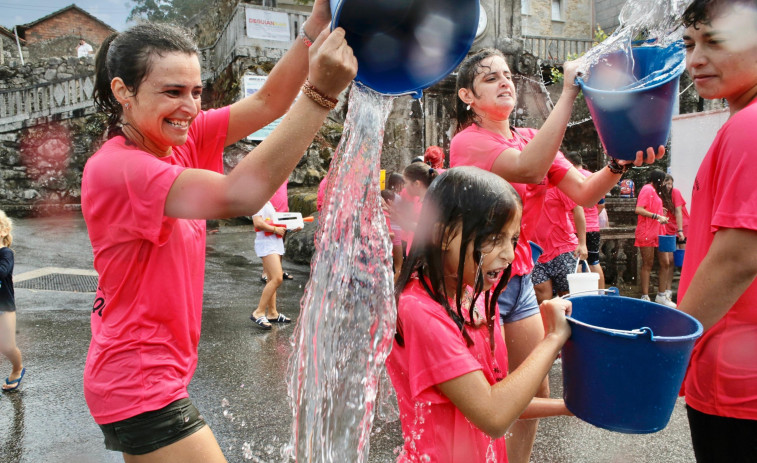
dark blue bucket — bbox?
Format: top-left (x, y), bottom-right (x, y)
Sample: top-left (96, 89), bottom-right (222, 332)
top-left (577, 43), bottom-right (685, 160)
top-left (674, 248), bottom-right (685, 267)
top-left (528, 241), bottom-right (543, 264)
top-left (562, 294), bottom-right (702, 433)
top-left (330, 0), bottom-right (479, 98)
top-left (658, 235), bottom-right (676, 252)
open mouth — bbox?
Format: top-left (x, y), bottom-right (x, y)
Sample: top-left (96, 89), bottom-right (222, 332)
top-left (166, 119), bottom-right (190, 129)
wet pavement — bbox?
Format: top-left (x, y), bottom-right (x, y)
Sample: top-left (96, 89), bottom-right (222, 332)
top-left (1, 214), bottom-right (695, 462)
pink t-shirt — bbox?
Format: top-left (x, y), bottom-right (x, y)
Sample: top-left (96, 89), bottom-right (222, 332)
top-left (270, 181), bottom-right (289, 212)
top-left (450, 124), bottom-right (572, 275)
top-left (533, 187), bottom-right (578, 263)
top-left (317, 176), bottom-right (328, 212)
top-left (386, 278), bottom-right (509, 463)
top-left (575, 168), bottom-right (600, 232)
top-left (634, 184), bottom-right (663, 247)
top-left (678, 99), bottom-right (757, 420)
top-left (663, 188), bottom-right (690, 236)
top-left (81, 107), bottom-right (229, 424)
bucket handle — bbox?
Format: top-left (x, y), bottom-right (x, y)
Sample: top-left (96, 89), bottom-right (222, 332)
top-left (566, 318), bottom-right (656, 339)
top-left (563, 287), bottom-right (619, 298)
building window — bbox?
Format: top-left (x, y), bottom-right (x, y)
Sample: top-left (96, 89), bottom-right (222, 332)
top-left (552, 0), bottom-right (563, 21)
top-left (521, 0), bottom-right (530, 15)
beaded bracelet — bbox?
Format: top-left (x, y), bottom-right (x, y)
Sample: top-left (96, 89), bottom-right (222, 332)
top-left (299, 24), bottom-right (315, 48)
top-left (606, 158), bottom-right (630, 175)
top-left (302, 80), bottom-right (338, 110)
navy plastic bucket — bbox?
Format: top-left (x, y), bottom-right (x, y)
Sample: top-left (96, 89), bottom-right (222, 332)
top-left (562, 295), bottom-right (702, 433)
top-left (674, 248), bottom-right (685, 267)
top-left (528, 241), bottom-right (543, 264)
top-left (577, 43), bottom-right (685, 160)
top-left (330, 0), bottom-right (479, 97)
top-left (658, 235), bottom-right (676, 252)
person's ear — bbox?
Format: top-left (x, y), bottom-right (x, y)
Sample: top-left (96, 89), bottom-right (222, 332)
top-left (458, 87), bottom-right (474, 106)
top-left (111, 77), bottom-right (132, 107)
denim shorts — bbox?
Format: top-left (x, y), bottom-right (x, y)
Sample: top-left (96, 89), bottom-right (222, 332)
top-left (497, 273), bottom-right (540, 324)
top-left (99, 398), bottom-right (206, 455)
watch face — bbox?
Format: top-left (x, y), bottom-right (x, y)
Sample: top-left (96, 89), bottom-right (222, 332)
top-left (476, 3), bottom-right (488, 38)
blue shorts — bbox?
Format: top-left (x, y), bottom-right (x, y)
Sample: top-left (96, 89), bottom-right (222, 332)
top-left (497, 273), bottom-right (540, 324)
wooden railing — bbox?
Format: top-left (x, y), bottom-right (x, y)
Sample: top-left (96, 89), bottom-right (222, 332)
top-left (0, 74), bottom-right (96, 132)
top-left (202, 5), bottom-right (309, 81)
top-left (522, 35), bottom-right (594, 65)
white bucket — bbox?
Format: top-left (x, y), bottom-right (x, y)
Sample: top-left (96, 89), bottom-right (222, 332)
top-left (567, 272), bottom-right (600, 295)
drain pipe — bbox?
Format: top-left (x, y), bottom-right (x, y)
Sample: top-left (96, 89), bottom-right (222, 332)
top-left (14, 26), bottom-right (24, 66)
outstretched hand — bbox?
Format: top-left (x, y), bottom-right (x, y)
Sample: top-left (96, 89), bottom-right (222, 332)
top-left (540, 297), bottom-right (572, 344)
top-left (307, 27), bottom-right (358, 100)
top-left (620, 145), bottom-right (666, 167)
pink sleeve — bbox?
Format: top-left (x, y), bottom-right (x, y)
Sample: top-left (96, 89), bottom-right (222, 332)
top-left (449, 127), bottom-right (506, 171)
top-left (400, 293), bottom-right (482, 399)
top-left (176, 107), bottom-right (230, 173)
top-left (672, 188), bottom-right (686, 208)
top-left (637, 185), bottom-right (654, 210)
top-left (547, 151), bottom-right (573, 187)
top-left (710, 113), bottom-right (757, 233)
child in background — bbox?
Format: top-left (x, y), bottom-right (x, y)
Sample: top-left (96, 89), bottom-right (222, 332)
top-left (392, 162), bottom-right (439, 254)
top-left (380, 189), bottom-right (404, 280)
top-left (250, 202), bottom-right (295, 329)
top-left (386, 167), bottom-right (572, 462)
top-left (661, 174), bottom-right (689, 301)
top-left (634, 169), bottom-right (675, 307)
top-left (0, 210), bottom-right (25, 392)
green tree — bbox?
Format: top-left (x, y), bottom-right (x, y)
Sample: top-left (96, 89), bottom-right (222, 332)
top-left (128, 0), bottom-right (206, 23)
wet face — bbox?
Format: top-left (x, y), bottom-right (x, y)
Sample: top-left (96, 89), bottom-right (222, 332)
top-left (119, 52), bottom-right (203, 156)
top-left (459, 55), bottom-right (517, 121)
top-left (443, 208), bottom-right (521, 293)
top-left (683, 4), bottom-right (757, 108)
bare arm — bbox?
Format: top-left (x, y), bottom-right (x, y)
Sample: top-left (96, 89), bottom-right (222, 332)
top-left (675, 206), bottom-right (685, 240)
top-left (678, 228), bottom-right (757, 331)
top-left (573, 206), bottom-right (587, 260)
top-left (635, 205), bottom-right (669, 224)
top-left (224, 0), bottom-right (332, 145)
top-left (437, 298), bottom-right (572, 438)
top-left (165, 29), bottom-right (357, 220)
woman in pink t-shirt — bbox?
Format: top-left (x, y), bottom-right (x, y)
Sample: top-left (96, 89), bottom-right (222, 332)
top-left (81, 9), bottom-right (356, 461)
top-left (386, 167), bottom-right (572, 463)
top-left (449, 47), bottom-right (664, 462)
top-left (634, 170), bottom-right (675, 307)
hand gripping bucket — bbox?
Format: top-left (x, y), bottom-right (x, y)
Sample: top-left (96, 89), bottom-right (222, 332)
top-left (658, 234), bottom-right (676, 252)
top-left (561, 294), bottom-right (702, 433)
top-left (330, 0), bottom-right (479, 98)
top-left (577, 43), bottom-right (685, 160)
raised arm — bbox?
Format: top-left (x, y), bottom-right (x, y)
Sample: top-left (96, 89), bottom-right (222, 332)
top-left (437, 298), bottom-right (572, 438)
top-left (224, 0), bottom-right (332, 145)
top-left (165, 29), bottom-right (357, 220)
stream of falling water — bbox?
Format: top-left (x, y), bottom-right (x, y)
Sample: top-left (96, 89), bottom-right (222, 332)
top-left (284, 84), bottom-right (397, 463)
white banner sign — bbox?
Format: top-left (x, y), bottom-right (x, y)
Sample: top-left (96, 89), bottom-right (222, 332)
top-left (245, 8), bottom-right (291, 42)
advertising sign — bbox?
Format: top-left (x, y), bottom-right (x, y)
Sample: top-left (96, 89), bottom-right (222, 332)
top-left (245, 8), bottom-right (291, 42)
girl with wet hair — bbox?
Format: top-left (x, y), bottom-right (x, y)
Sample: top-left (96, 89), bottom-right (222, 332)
top-left (386, 167), bottom-right (572, 462)
top-left (449, 47), bottom-right (664, 462)
top-left (81, 1), bottom-right (356, 459)
top-left (0, 210), bottom-right (24, 393)
top-left (634, 169), bottom-right (675, 307)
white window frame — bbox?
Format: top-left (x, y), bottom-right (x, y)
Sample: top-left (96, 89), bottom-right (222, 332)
top-left (552, 0), bottom-right (564, 21)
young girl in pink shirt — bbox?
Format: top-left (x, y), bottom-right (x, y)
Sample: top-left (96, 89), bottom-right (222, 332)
top-left (386, 167), bottom-right (572, 463)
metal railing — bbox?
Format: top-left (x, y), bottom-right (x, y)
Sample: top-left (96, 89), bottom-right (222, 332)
top-left (522, 35), bottom-right (594, 65)
top-left (0, 74), bottom-right (95, 131)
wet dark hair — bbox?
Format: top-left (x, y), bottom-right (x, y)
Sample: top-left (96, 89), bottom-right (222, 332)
top-left (93, 23), bottom-right (199, 137)
top-left (394, 166), bottom-right (522, 352)
top-left (682, 0), bottom-right (757, 28)
top-left (387, 173), bottom-right (405, 191)
top-left (649, 169), bottom-right (674, 213)
top-left (404, 161), bottom-right (439, 188)
top-left (454, 48), bottom-right (508, 134)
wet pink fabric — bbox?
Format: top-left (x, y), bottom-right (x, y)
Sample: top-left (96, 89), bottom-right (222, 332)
top-left (679, 99), bottom-right (757, 420)
top-left (450, 125), bottom-right (571, 275)
top-left (386, 278), bottom-right (509, 463)
top-left (634, 184), bottom-right (663, 247)
top-left (533, 187), bottom-right (578, 263)
top-left (81, 107), bottom-right (229, 424)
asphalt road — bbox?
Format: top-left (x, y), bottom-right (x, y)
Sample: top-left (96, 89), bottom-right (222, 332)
top-left (0, 214), bottom-right (695, 463)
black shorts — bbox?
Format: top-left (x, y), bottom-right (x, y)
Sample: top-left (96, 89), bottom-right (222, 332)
top-left (532, 251), bottom-right (577, 294)
top-left (99, 398), bottom-right (206, 455)
top-left (586, 231), bottom-right (601, 266)
top-left (687, 404), bottom-right (757, 462)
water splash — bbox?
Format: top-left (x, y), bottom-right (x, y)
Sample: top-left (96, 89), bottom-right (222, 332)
top-left (285, 84), bottom-right (397, 462)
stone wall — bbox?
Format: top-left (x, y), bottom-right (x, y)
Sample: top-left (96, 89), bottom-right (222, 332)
top-left (0, 55), bottom-right (95, 90)
top-left (522, 0), bottom-right (593, 38)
